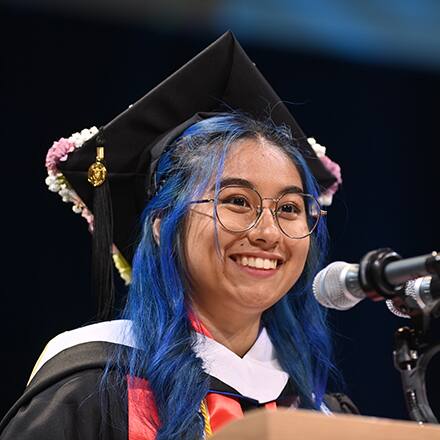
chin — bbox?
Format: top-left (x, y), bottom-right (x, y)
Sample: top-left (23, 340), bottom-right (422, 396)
top-left (235, 289), bottom-right (285, 312)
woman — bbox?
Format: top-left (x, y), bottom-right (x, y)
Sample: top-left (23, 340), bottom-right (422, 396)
top-left (0, 32), bottom-right (353, 440)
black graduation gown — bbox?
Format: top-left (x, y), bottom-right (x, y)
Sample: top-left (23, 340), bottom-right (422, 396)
top-left (0, 342), bottom-right (127, 440)
top-left (0, 342), bottom-right (359, 440)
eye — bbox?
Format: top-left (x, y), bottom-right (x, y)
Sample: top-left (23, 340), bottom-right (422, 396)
top-left (277, 203), bottom-right (301, 219)
top-left (219, 193), bottom-right (254, 213)
top-left (222, 195), bottom-right (250, 207)
top-left (224, 196), bottom-right (249, 206)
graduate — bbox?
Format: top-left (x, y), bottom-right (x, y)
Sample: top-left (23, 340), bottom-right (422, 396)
top-left (0, 32), bottom-right (356, 440)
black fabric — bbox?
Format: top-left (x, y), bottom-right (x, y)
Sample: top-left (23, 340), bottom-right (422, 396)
top-left (92, 176), bottom-right (116, 322)
top-left (0, 342), bottom-right (120, 427)
top-left (0, 369), bottom-right (127, 440)
top-left (0, 342), bottom-right (128, 440)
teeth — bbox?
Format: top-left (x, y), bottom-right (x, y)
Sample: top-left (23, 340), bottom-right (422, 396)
top-left (238, 256), bottom-right (278, 269)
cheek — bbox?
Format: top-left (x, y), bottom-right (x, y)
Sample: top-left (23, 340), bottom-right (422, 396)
top-left (299, 237), bottom-right (311, 266)
top-left (184, 215), bottom-right (239, 287)
top-left (286, 238), bottom-right (310, 283)
top-left (184, 213), bottom-right (217, 280)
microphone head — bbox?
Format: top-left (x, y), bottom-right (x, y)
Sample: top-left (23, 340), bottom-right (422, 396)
top-left (406, 276), bottom-right (432, 306)
top-left (313, 261), bottom-right (362, 310)
top-left (385, 276), bottom-right (432, 318)
top-left (385, 299), bottom-right (410, 318)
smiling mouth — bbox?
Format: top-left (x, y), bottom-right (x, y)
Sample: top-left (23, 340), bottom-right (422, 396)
top-left (230, 255), bottom-right (282, 270)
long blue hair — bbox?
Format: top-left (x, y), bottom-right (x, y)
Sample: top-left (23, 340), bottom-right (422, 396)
top-left (104, 112), bottom-right (335, 439)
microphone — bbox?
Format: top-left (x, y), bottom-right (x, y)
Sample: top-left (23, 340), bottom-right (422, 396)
top-left (312, 251), bottom-right (440, 311)
top-left (386, 276), bottom-right (440, 318)
top-left (312, 262), bottom-right (363, 310)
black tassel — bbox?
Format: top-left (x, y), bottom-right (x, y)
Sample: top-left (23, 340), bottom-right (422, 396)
top-left (88, 128), bottom-right (114, 321)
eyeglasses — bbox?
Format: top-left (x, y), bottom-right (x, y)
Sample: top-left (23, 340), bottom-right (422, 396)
top-left (190, 185), bottom-right (326, 239)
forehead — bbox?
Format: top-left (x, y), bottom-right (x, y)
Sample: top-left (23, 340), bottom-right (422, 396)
top-left (220, 138), bottom-right (303, 193)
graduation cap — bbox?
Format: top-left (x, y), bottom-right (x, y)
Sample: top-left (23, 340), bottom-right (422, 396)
top-left (45, 31), bottom-right (339, 320)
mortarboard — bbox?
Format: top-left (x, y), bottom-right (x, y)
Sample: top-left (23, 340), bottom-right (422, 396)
top-left (45, 31), bottom-right (341, 320)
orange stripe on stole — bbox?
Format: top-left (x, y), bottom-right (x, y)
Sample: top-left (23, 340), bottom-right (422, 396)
top-left (264, 401), bottom-right (277, 410)
top-left (205, 393), bottom-right (277, 432)
top-left (205, 393), bottom-right (244, 432)
top-left (127, 376), bottom-right (159, 440)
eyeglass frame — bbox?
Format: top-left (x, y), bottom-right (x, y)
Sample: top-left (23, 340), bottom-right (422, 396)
top-left (189, 184), bottom-right (327, 239)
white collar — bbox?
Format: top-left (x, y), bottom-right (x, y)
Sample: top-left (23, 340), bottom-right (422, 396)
top-left (29, 320), bottom-right (287, 402)
top-left (193, 328), bottom-right (288, 403)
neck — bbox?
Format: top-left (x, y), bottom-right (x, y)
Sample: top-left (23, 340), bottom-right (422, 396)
top-left (191, 303), bottom-right (262, 357)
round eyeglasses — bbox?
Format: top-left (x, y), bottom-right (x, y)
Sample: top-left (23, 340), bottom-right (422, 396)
top-left (190, 185), bottom-right (326, 239)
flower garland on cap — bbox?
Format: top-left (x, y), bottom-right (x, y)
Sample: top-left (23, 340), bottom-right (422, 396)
top-left (45, 127), bottom-right (98, 224)
top-left (45, 127), bottom-right (132, 285)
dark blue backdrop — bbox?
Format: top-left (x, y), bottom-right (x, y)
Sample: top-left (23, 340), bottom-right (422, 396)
top-left (2, 7), bottom-right (439, 421)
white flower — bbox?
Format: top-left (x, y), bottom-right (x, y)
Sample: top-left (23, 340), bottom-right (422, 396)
top-left (45, 175), bottom-right (57, 186)
top-left (67, 126), bottom-right (98, 148)
top-left (48, 183), bottom-right (60, 192)
top-left (68, 132), bottom-right (81, 145)
top-left (59, 188), bottom-right (71, 202)
top-left (308, 137), bottom-right (326, 158)
top-left (318, 193), bottom-right (334, 207)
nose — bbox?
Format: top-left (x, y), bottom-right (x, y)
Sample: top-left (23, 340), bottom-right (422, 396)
top-left (247, 206), bottom-right (281, 248)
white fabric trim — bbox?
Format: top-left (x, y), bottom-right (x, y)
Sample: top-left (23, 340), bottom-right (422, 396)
top-left (28, 320), bottom-right (137, 383)
top-left (194, 328), bottom-right (288, 403)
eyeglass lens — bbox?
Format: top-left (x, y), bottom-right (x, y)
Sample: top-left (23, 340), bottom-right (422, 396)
top-left (215, 186), bottom-right (320, 238)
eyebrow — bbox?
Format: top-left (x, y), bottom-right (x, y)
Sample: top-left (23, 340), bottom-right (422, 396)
top-left (211, 177), bottom-right (304, 195)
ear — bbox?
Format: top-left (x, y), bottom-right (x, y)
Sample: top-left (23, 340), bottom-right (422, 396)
top-left (152, 217), bottom-right (161, 245)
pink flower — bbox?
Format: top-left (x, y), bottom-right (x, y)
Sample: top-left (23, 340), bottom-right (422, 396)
top-left (45, 138), bottom-right (76, 174)
top-left (80, 207), bottom-right (95, 232)
top-left (320, 154), bottom-right (342, 196)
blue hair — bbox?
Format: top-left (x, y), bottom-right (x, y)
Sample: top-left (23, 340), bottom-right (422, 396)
top-left (103, 113), bottom-right (336, 439)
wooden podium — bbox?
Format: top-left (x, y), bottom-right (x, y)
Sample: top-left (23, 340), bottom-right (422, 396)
top-left (210, 409), bottom-right (440, 440)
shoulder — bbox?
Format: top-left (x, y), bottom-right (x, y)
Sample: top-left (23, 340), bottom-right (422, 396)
top-left (0, 321), bottom-right (136, 440)
top-left (28, 319), bottom-right (136, 383)
top-left (0, 347), bottom-right (127, 439)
